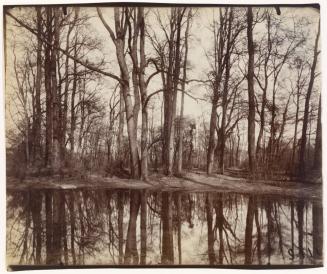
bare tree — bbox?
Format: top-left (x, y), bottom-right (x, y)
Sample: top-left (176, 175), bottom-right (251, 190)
top-left (246, 7), bottom-right (256, 174)
top-left (298, 21), bottom-right (320, 176)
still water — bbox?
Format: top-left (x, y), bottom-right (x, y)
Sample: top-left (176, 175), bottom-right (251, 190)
top-left (6, 188), bottom-right (323, 267)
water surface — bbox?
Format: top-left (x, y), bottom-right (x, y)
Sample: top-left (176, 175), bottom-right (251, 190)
top-left (6, 188), bottom-right (323, 267)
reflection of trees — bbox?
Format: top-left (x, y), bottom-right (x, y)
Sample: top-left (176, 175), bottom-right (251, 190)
top-left (140, 190), bottom-right (147, 264)
top-left (6, 190), bottom-right (322, 266)
top-left (312, 201), bottom-right (323, 262)
top-left (68, 191), bottom-right (76, 264)
top-left (205, 194), bottom-right (216, 264)
top-left (30, 191), bottom-right (42, 264)
top-left (161, 192), bottom-right (174, 264)
top-left (19, 192), bottom-right (31, 264)
top-left (296, 200), bottom-right (304, 262)
top-left (124, 190), bottom-right (140, 264)
top-left (244, 196), bottom-right (255, 264)
top-left (205, 193), bottom-right (243, 265)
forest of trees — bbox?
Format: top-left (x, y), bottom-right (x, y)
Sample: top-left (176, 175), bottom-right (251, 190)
top-left (5, 5), bottom-right (321, 181)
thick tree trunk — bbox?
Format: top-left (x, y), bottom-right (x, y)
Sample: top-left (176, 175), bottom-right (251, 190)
top-left (177, 10), bottom-right (191, 174)
top-left (115, 10), bottom-right (140, 178)
top-left (97, 7), bottom-right (140, 178)
top-left (207, 10), bottom-right (224, 174)
top-left (219, 9), bottom-right (233, 175)
top-left (138, 7), bottom-right (149, 180)
top-left (256, 15), bottom-right (271, 159)
top-left (163, 8), bottom-right (184, 175)
top-left (246, 7), bottom-right (256, 174)
top-left (33, 7), bottom-right (42, 165)
top-left (51, 8), bottom-right (61, 174)
top-left (207, 94), bottom-right (219, 174)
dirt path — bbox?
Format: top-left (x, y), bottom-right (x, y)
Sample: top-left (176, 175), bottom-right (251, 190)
top-left (6, 171), bottom-right (322, 201)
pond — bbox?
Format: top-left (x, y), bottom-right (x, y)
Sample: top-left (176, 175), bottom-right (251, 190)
top-left (6, 188), bottom-right (323, 268)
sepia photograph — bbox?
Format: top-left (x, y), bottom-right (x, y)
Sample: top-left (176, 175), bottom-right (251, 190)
top-left (2, 1), bottom-right (323, 270)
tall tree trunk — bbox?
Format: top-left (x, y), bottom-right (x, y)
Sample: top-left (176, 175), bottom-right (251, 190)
top-left (299, 22), bottom-right (320, 177)
top-left (177, 10), bottom-right (191, 174)
top-left (219, 9), bottom-right (233, 175)
top-left (246, 7), bottom-right (256, 174)
top-left (207, 9), bottom-right (224, 174)
top-left (61, 14), bottom-right (75, 169)
top-left (207, 92), bottom-right (219, 174)
top-left (138, 7), bottom-right (149, 180)
top-left (33, 7), bottom-right (42, 165)
top-left (256, 14), bottom-right (271, 159)
top-left (128, 8), bottom-right (141, 132)
top-left (70, 40), bottom-right (78, 155)
top-left (97, 7), bottom-right (140, 178)
top-left (51, 7), bottom-right (61, 174)
top-left (163, 8), bottom-right (184, 175)
top-left (45, 8), bottom-right (53, 168)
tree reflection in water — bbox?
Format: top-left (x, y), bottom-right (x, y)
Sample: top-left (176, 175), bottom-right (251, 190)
top-left (6, 189), bottom-right (322, 266)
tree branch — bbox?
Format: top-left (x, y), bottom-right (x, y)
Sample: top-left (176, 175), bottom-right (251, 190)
top-left (6, 11), bottom-right (122, 84)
